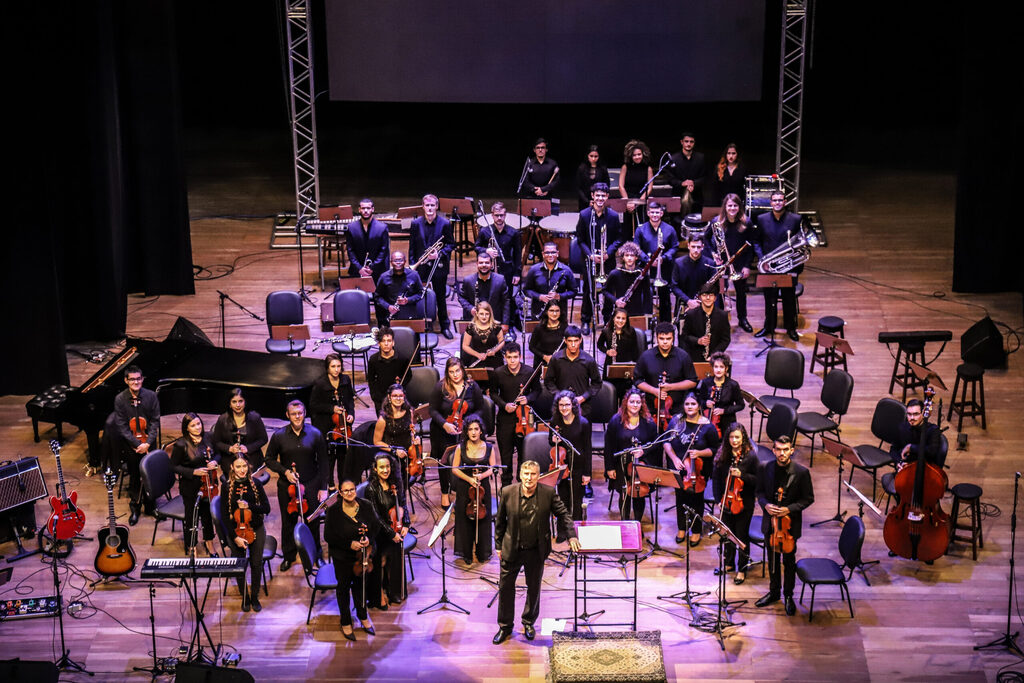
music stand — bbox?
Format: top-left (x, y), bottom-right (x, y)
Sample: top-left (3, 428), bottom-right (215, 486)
top-left (693, 361), bottom-right (712, 379)
top-left (656, 502), bottom-right (709, 608)
top-left (418, 502), bottom-right (469, 615)
top-left (465, 367), bottom-right (490, 383)
top-left (518, 198), bottom-right (552, 263)
top-left (628, 315), bottom-right (648, 331)
top-left (606, 363), bottom-right (636, 381)
top-left (693, 512), bottom-right (747, 650)
top-left (390, 319), bottom-right (426, 333)
top-left (753, 273), bottom-right (794, 357)
top-left (337, 276), bottom-right (376, 294)
top-left (811, 435), bottom-right (851, 527)
top-left (569, 520), bottom-right (644, 632)
top-left (633, 465), bottom-right (685, 560)
top-left (538, 466), bottom-right (568, 487)
top-left (271, 324), bottom-right (310, 355)
top-left (841, 479), bottom-right (883, 585)
top-left (332, 323), bottom-right (372, 403)
top-left (814, 331), bottom-right (855, 373)
top-left (740, 389), bottom-right (769, 438)
top-left (908, 361), bottom-right (948, 391)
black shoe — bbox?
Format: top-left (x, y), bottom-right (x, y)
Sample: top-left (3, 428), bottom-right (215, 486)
top-left (280, 559), bottom-right (294, 572)
top-left (341, 626), bottom-right (356, 641)
top-left (787, 329), bottom-right (800, 342)
top-left (492, 628), bottom-right (512, 645)
top-left (128, 506), bottom-right (141, 527)
top-left (755, 592), bottom-right (780, 608)
top-left (251, 596), bottom-right (262, 612)
top-left (784, 596), bottom-right (797, 616)
top-left (581, 323), bottom-right (591, 336)
top-left (888, 550), bottom-right (897, 558)
top-left (408, 526), bottom-right (418, 535)
top-left (584, 483), bottom-right (594, 498)
top-left (713, 566), bottom-right (736, 576)
top-left (524, 624), bottom-right (536, 641)
top-left (739, 318), bottom-right (753, 333)
top-left (754, 327), bottom-right (770, 338)
top-left (361, 619), bottom-right (375, 635)
top-left (441, 323), bottom-right (454, 340)
top-left (241, 596), bottom-right (251, 613)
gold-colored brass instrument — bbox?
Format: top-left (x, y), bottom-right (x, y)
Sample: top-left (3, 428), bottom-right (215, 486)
top-left (757, 226), bottom-right (820, 274)
top-left (412, 238), bottom-right (444, 270)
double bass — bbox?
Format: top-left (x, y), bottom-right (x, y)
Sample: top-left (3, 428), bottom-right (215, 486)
top-left (883, 388), bottom-right (950, 562)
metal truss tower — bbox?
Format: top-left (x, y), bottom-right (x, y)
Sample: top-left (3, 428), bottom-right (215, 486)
top-left (285, 0), bottom-right (320, 228)
top-left (775, 0), bottom-right (810, 209)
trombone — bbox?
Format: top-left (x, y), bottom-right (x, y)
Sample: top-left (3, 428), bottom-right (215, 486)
top-left (477, 199), bottom-right (504, 264)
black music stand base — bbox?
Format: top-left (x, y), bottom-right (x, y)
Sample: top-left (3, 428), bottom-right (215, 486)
top-left (691, 535), bottom-right (746, 650)
top-left (418, 527), bottom-right (469, 615)
top-left (811, 455), bottom-right (847, 528)
top-left (974, 471), bottom-right (1022, 658)
top-left (657, 504), bottom-right (708, 607)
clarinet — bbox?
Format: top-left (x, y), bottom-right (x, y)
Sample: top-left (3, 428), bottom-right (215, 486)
top-left (704, 311), bottom-right (712, 360)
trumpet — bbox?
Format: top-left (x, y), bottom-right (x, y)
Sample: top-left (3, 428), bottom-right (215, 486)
top-left (412, 238), bottom-right (444, 270)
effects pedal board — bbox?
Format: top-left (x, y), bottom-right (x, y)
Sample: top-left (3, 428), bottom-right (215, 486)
top-left (0, 594), bottom-right (60, 620)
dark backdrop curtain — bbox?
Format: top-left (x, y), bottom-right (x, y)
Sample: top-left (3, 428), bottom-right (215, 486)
top-left (2, 1), bottom-right (193, 396)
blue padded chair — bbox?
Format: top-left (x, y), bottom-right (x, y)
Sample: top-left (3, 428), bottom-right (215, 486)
top-left (265, 290), bottom-right (306, 355)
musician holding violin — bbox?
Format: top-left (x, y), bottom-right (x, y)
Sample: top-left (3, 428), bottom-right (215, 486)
top-left (429, 358), bottom-right (484, 508)
top-left (491, 342), bottom-right (542, 488)
top-left (663, 393), bottom-right (720, 547)
top-left (107, 365), bottom-right (160, 526)
top-left (755, 436), bottom-right (814, 616)
top-left (220, 455), bottom-right (271, 612)
top-left (635, 321), bottom-right (698, 417)
top-left (548, 390), bottom-right (592, 528)
top-left (212, 388), bottom-right (269, 481)
top-left (710, 424), bottom-right (758, 585)
top-left (373, 384), bottom-right (422, 496)
top-left (169, 413), bottom-right (221, 556)
top-left (324, 479), bottom-right (380, 640)
top-left (265, 400), bottom-right (329, 572)
top-left (452, 417), bottom-right (498, 565)
top-left (695, 352), bottom-right (745, 437)
top-left (604, 389), bottom-right (658, 523)
top-left (365, 453), bottom-right (410, 607)
top-left (309, 353), bottom-right (356, 487)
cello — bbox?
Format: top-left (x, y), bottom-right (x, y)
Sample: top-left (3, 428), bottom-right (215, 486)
top-left (706, 384), bottom-right (722, 437)
top-left (883, 387), bottom-right (950, 562)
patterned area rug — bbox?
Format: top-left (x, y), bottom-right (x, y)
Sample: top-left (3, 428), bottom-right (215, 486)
top-left (548, 630), bottom-right (666, 682)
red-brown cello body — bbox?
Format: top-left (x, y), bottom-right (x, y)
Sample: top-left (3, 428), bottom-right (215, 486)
top-left (882, 389), bottom-right (951, 562)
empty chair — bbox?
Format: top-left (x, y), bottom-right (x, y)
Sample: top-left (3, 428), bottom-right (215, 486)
top-left (406, 366), bottom-right (440, 409)
top-left (392, 326), bottom-right (418, 365)
top-left (476, 394), bottom-right (497, 437)
top-left (757, 347), bottom-right (805, 437)
top-left (523, 431), bottom-right (554, 472)
top-left (294, 521), bottom-right (338, 624)
top-left (347, 421), bottom-right (378, 483)
top-left (420, 289), bottom-right (440, 364)
top-left (331, 290), bottom-right (372, 378)
top-left (755, 403), bottom-right (798, 465)
top-left (138, 449), bottom-right (186, 545)
top-left (795, 515), bottom-right (863, 622)
top-left (849, 398), bottom-right (905, 500)
top-left (265, 290), bottom-right (306, 355)
top-left (796, 369), bottom-right (854, 466)
top-left (589, 381), bottom-right (618, 457)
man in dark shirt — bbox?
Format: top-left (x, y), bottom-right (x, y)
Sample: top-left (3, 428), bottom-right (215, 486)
top-left (265, 401), bottom-right (329, 571)
top-left (573, 182), bottom-right (622, 334)
top-left (493, 460), bottom-right (580, 644)
top-left (345, 198), bottom-right (391, 282)
top-left (632, 201), bottom-right (679, 322)
top-left (680, 283), bottom-right (731, 361)
top-left (671, 234), bottom-right (717, 317)
top-left (491, 342), bottom-right (542, 487)
top-left (889, 398), bottom-right (944, 468)
top-left (543, 326), bottom-right (601, 417)
top-left (374, 251), bottom-right (424, 325)
top-left (457, 252), bottom-right (509, 330)
top-left (522, 242), bottom-right (576, 319)
top-left (635, 322), bottom-right (698, 415)
top-left (520, 138), bottom-right (559, 198)
top-left (366, 327), bottom-right (409, 414)
top-left (667, 132), bottom-right (707, 213)
top-left (476, 202), bottom-right (523, 331)
top-left (107, 365), bottom-right (160, 525)
top-left (754, 191), bottom-right (804, 342)
top-left (410, 194), bottom-right (456, 338)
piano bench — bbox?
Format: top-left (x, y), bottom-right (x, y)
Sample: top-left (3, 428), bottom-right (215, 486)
top-left (25, 384), bottom-right (72, 443)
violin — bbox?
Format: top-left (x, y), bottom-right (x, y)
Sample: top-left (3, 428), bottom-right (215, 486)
top-left (465, 478), bottom-right (488, 520)
top-left (549, 426), bottom-right (567, 471)
top-left (407, 421), bottom-right (424, 478)
top-left (388, 484), bottom-right (406, 534)
top-left (720, 452), bottom-right (744, 515)
top-left (655, 371), bottom-right (673, 431)
top-left (328, 390), bottom-right (352, 443)
top-left (231, 480), bottom-right (256, 546)
top-left (706, 384), bottom-right (722, 437)
top-left (515, 381), bottom-right (536, 437)
top-left (679, 423), bottom-right (706, 493)
top-left (624, 438), bottom-right (650, 498)
top-left (769, 487), bottom-right (795, 554)
top-left (198, 447), bottom-right (220, 499)
top-left (286, 462), bottom-right (309, 516)
top-left (883, 387), bottom-right (950, 562)
top-left (129, 396), bottom-right (147, 442)
top-left (352, 523), bottom-right (374, 576)
top-left (447, 391), bottom-right (468, 433)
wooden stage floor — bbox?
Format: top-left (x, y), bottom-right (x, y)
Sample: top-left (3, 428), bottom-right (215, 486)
top-left (1, 162), bottom-right (1022, 682)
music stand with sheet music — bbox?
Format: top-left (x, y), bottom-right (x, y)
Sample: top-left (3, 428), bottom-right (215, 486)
top-left (418, 502), bottom-right (469, 615)
top-left (337, 276), bottom-right (376, 294)
top-left (841, 479), bottom-right (883, 585)
top-left (753, 273), bottom-right (795, 357)
top-left (571, 520), bottom-right (643, 631)
top-left (740, 389), bottom-right (770, 438)
top-left (633, 465), bottom-right (684, 560)
top-left (606, 363), bottom-right (636, 381)
top-left (693, 512), bottom-right (747, 650)
top-left (270, 324), bottom-right (310, 355)
top-left (908, 361), bottom-right (948, 391)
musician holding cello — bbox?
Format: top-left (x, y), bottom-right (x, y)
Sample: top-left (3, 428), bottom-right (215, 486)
top-left (710, 424), bottom-right (758, 585)
top-left (309, 353), bottom-right (355, 487)
top-left (429, 358), bottom-right (484, 508)
top-left (324, 479), bottom-right (380, 640)
top-left (220, 455), bottom-right (271, 612)
top-left (755, 436), bottom-right (814, 616)
top-left (604, 389), bottom-right (658, 523)
top-left (491, 342), bottom-right (542, 488)
top-left (169, 413), bottom-right (221, 556)
top-left (889, 398), bottom-right (943, 469)
top-left (548, 390), bottom-right (593, 528)
top-left (663, 393), bottom-right (720, 547)
top-left (451, 417), bottom-right (498, 565)
top-left (365, 453), bottom-right (410, 607)
top-left (265, 400), bottom-right (329, 572)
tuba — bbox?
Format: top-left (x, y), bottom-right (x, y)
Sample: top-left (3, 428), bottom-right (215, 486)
top-left (757, 225), bottom-right (820, 274)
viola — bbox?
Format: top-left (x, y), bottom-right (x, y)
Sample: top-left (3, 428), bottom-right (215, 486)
top-left (720, 453), bottom-right (745, 515)
top-left (199, 447), bottom-right (219, 499)
top-left (352, 523), bottom-right (374, 576)
top-left (682, 452), bottom-right (705, 493)
top-left (515, 402), bottom-right (536, 437)
top-left (328, 391), bottom-right (352, 443)
top-left (549, 426), bottom-right (567, 471)
top-left (883, 387), bottom-right (950, 562)
top-left (466, 480), bottom-right (488, 520)
top-left (286, 462), bottom-right (309, 516)
top-left (655, 372), bottom-right (673, 431)
top-left (230, 479), bottom-right (256, 545)
top-left (388, 484), bottom-right (406, 534)
top-left (407, 421), bottom-right (424, 478)
top-left (769, 487), bottom-right (795, 554)
top-left (129, 396), bottom-right (147, 442)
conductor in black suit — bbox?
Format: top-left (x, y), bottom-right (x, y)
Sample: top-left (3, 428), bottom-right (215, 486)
top-left (754, 435), bottom-right (814, 616)
top-left (493, 460), bottom-right (580, 644)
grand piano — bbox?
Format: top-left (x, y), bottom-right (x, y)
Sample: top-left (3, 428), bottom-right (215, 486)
top-left (61, 336), bottom-right (325, 456)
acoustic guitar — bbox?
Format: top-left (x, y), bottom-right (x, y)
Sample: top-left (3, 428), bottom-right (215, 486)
top-left (46, 439), bottom-right (86, 541)
top-left (94, 469), bottom-right (137, 577)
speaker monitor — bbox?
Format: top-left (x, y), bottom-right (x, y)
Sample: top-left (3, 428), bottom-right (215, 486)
top-left (166, 316), bottom-right (215, 347)
top-left (960, 316), bottom-right (1005, 369)
top-left (174, 662), bottom-right (254, 683)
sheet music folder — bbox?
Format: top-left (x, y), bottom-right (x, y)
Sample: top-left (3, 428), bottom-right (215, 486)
top-left (573, 520), bottom-right (643, 555)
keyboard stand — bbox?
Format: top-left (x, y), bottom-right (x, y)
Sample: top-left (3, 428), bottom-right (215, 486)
top-left (183, 551), bottom-right (220, 665)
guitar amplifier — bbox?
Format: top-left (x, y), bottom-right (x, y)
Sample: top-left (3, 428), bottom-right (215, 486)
top-left (0, 457), bottom-right (48, 514)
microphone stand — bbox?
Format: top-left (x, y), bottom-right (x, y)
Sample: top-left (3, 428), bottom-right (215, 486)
top-left (692, 512), bottom-right (747, 650)
top-left (974, 471), bottom-right (1023, 658)
top-left (294, 217), bottom-right (316, 307)
top-left (49, 535), bottom-right (92, 676)
top-left (185, 492), bottom-right (217, 665)
top-left (218, 290), bottom-right (265, 348)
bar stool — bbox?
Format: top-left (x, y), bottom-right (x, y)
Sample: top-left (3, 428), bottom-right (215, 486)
top-left (947, 483), bottom-right (984, 560)
top-left (810, 316), bottom-right (847, 374)
top-left (888, 341), bottom-right (927, 402)
top-left (948, 363), bottom-right (986, 430)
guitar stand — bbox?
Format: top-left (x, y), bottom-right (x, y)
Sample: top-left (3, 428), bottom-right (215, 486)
top-left (4, 516), bottom-right (41, 563)
top-left (657, 504), bottom-right (708, 607)
top-left (418, 521), bottom-right (469, 615)
top-left (691, 528), bottom-right (746, 650)
top-left (50, 547), bottom-right (93, 676)
top-left (811, 453), bottom-right (848, 528)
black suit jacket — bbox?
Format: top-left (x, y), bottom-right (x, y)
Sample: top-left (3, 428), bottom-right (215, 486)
top-left (457, 272), bottom-right (509, 324)
top-left (345, 218), bottom-right (391, 281)
top-left (756, 460), bottom-right (814, 540)
top-left (495, 483), bottom-right (576, 561)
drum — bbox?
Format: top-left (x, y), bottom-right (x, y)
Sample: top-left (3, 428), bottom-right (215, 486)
top-left (539, 213), bottom-right (578, 263)
top-left (476, 213), bottom-right (530, 229)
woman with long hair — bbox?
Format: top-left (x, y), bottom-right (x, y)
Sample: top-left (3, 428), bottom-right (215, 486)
top-left (211, 388), bottom-right (269, 482)
top-left (663, 392), bottom-right (720, 546)
top-left (220, 455), bottom-right (272, 611)
top-left (549, 390), bottom-right (592, 526)
top-left (170, 413), bottom-right (220, 555)
top-left (364, 452), bottom-right (410, 607)
top-left (709, 143), bottom-right (747, 206)
top-left (618, 139), bottom-right (654, 226)
top-left (323, 479), bottom-right (380, 640)
top-left (604, 388), bottom-right (658, 522)
top-left (597, 307), bottom-right (642, 387)
top-left (309, 353), bottom-right (356, 486)
top-left (575, 144), bottom-right (611, 211)
top-left (461, 301), bottom-right (505, 369)
top-left (695, 352), bottom-right (745, 437)
top-left (711, 423), bottom-right (758, 584)
top-left (429, 357), bottom-right (484, 507)
top-left (528, 299), bottom-right (567, 369)
top-left (600, 241), bottom-right (652, 321)
top-left (373, 383), bottom-right (420, 491)
top-left (451, 416), bottom-right (497, 564)
top-left (705, 192), bottom-right (756, 332)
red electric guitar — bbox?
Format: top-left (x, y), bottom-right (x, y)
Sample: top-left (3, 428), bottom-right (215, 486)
top-left (47, 439), bottom-right (86, 541)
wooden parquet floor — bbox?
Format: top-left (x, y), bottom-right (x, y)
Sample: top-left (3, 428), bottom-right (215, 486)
top-left (1, 162), bottom-right (1021, 682)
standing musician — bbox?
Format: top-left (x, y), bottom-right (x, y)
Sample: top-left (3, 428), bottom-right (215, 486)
top-left (309, 353), bottom-right (356, 487)
top-left (667, 131), bottom-right (707, 214)
top-left (574, 146), bottom-right (611, 212)
top-left (366, 327), bottom-right (410, 414)
top-left (522, 242), bottom-right (576, 320)
top-left (409, 193), bottom-right (456, 339)
top-left (491, 342), bottom-right (542, 488)
top-left (603, 389), bottom-right (658, 522)
top-left (169, 413), bottom-right (221, 556)
top-left (600, 241), bottom-right (653, 323)
top-left (373, 383), bottom-right (421, 494)
top-left (663, 393), bottom-right (720, 546)
top-left (680, 283), bottom-right (731, 361)
top-left (705, 193), bottom-right (756, 333)
top-left (711, 424), bottom-right (758, 585)
top-left (618, 140), bottom-right (654, 224)
top-left (671, 234), bottom-right (718, 316)
top-left (520, 138), bottom-right (559, 198)
top-left (457, 252), bottom-right (510, 331)
top-left (323, 479), bottom-right (380, 640)
top-left (755, 190), bottom-right (803, 342)
top-left (374, 251), bottom-right (424, 324)
top-left (548, 390), bottom-right (593, 527)
top-left (597, 308), bottom-right (642, 398)
top-left (755, 436), bottom-right (814, 616)
top-left (543, 326), bottom-right (602, 418)
top-left (108, 365), bottom-right (160, 526)
top-left (345, 197), bottom-right (391, 283)
top-left (451, 417), bottom-right (498, 565)
top-left (211, 388), bottom-right (269, 480)
top-left (889, 398), bottom-right (943, 469)
top-left (264, 400), bottom-right (329, 572)
top-left (573, 182), bottom-right (623, 335)
top-left (429, 358), bottom-right (485, 508)
top-left (364, 453), bottom-right (410, 607)
top-left (635, 322), bottom-right (698, 417)
top-left (493, 460), bottom-right (580, 645)
top-left (461, 301), bottom-right (505, 369)
top-left (633, 201), bottom-right (679, 322)
top-left (527, 300), bottom-right (567, 370)
top-left (696, 352), bottom-right (745, 435)
top-left (220, 455), bottom-right (271, 612)
top-left (475, 202), bottom-right (522, 330)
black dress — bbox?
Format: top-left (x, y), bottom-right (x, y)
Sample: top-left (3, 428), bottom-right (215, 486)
top-left (603, 414), bottom-right (658, 521)
top-left (428, 380), bottom-right (484, 496)
top-left (452, 442), bottom-right (494, 563)
top-left (461, 325), bottom-right (503, 369)
top-left (528, 321), bottom-right (567, 369)
top-left (549, 415), bottom-right (592, 523)
top-left (211, 411), bottom-right (268, 479)
top-left (711, 449), bottom-right (758, 570)
top-left (666, 416), bottom-right (720, 535)
top-left (365, 474), bottom-right (410, 604)
top-left (324, 498), bottom-right (380, 627)
top-left (575, 162), bottom-right (611, 211)
top-left (169, 436), bottom-right (220, 551)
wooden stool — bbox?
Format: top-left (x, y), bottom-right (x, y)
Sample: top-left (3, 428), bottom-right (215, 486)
top-left (810, 316), bottom-right (847, 374)
top-left (948, 363), bottom-right (986, 430)
top-left (888, 340), bottom-right (927, 402)
top-left (948, 483), bottom-right (984, 560)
